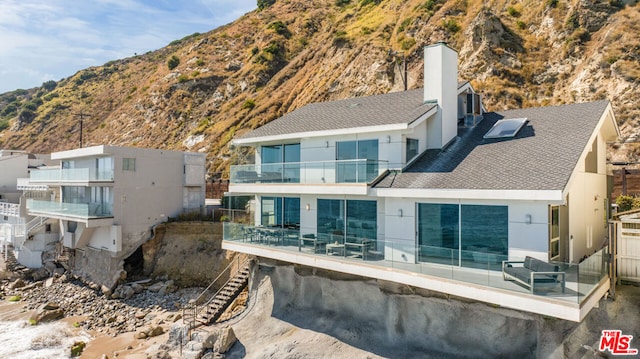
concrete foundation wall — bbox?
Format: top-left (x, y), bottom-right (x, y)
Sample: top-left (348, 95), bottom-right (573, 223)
top-left (254, 261), bottom-right (574, 358)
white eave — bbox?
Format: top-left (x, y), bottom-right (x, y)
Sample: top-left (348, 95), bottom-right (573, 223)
top-left (233, 107), bottom-right (438, 146)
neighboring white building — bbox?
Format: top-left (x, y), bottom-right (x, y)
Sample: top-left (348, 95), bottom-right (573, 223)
top-left (0, 150), bottom-right (57, 268)
top-left (22, 145), bottom-right (206, 287)
top-left (222, 43), bottom-right (620, 322)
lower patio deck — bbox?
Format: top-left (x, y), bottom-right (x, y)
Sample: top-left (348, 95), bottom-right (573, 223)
top-left (222, 224), bottom-right (610, 322)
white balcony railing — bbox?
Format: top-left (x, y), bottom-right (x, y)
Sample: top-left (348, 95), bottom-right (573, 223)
top-left (0, 202), bottom-right (20, 217)
top-left (27, 199), bottom-right (113, 219)
top-left (30, 168), bottom-right (114, 182)
top-left (230, 159), bottom-right (388, 185)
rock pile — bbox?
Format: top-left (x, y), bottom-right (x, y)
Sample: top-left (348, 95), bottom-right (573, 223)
top-left (2, 274), bottom-right (195, 336)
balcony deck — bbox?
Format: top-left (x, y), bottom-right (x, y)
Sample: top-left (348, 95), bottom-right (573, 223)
top-left (27, 199), bottom-right (114, 225)
top-left (230, 160), bottom-right (388, 185)
top-left (222, 223), bottom-right (609, 322)
top-left (29, 168), bottom-right (114, 183)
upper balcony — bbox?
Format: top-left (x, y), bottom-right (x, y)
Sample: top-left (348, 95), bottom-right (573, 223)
top-left (29, 167), bottom-right (114, 184)
top-left (230, 160), bottom-right (388, 195)
top-left (27, 199), bottom-right (113, 226)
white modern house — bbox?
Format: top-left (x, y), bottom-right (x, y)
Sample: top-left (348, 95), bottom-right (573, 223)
top-left (222, 43), bottom-right (620, 322)
top-left (21, 145), bottom-right (206, 287)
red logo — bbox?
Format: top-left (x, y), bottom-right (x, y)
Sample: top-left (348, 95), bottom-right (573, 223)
top-left (599, 330), bottom-right (638, 355)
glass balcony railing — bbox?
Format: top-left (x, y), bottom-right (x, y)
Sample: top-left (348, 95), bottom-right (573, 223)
top-left (30, 168), bottom-right (114, 182)
top-left (27, 199), bottom-right (113, 218)
top-left (223, 222), bottom-right (610, 305)
top-left (230, 159), bottom-right (388, 185)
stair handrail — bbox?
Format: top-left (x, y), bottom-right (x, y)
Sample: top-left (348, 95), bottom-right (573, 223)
top-left (199, 257), bottom-right (250, 311)
top-left (26, 216), bottom-right (46, 232)
top-left (184, 256), bottom-right (250, 330)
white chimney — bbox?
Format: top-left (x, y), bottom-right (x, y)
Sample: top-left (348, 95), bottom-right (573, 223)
top-left (424, 42), bottom-right (458, 149)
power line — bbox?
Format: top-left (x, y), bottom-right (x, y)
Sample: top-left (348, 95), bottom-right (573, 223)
top-left (73, 112), bottom-right (89, 148)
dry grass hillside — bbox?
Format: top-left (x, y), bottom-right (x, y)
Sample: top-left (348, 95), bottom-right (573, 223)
top-left (0, 0), bottom-right (639, 174)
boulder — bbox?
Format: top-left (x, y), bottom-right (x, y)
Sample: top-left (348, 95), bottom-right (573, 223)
top-left (148, 282), bottom-right (164, 292)
top-left (203, 326), bottom-right (237, 353)
top-left (30, 306), bottom-right (64, 324)
top-left (215, 326), bottom-right (237, 353)
top-left (9, 278), bottom-right (26, 289)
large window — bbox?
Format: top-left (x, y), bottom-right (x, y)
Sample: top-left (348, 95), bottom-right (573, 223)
top-left (261, 144), bottom-right (300, 182)
top-left (406, 138), bottom-right (419, 161)
top-left (336, 139), bottom-right (378, 183)
top-left (261, 197), bottom-right (300, 228)
top-left (418, 203), bottom-right (508, 270)
top-left (317, 199), bottom-right (376, 243)
top-left (123, 158), bottom-right (136, 171)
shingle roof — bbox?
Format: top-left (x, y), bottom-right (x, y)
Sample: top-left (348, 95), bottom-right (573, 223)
top-left (238, 89), bottom-right (436, 140)
top-left (374, 100), bottom-right (611, 191)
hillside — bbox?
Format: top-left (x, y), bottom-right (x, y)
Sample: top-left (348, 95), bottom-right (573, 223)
top-left (0, 0), bottom-right (639, 175)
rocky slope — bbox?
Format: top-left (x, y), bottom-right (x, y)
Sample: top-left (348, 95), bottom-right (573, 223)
top-left (1, 0), bottom-right (639, 173)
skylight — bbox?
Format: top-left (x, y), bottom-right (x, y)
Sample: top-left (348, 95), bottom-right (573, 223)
top-left (483, 118), bottom-right (528, 139)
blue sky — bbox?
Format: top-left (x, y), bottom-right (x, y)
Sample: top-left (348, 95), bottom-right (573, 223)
top-left (0, 0), bottom-right (256, 93)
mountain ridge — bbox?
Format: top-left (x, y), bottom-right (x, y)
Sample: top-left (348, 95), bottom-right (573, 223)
top-left (1, 0), bottom-right (638, 174)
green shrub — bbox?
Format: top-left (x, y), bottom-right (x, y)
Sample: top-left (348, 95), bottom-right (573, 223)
top-left (167, 55), bottom-right (180, 70)
top-left (333, 30), bottom-right (348, 45)
top-left (43, 92), bottom-right (59, 101)
top-left (335, 0), bottom-right (350, 6)
top-left (617, 195), bottom-right (634, 212)
top-left (0, 119), bottom-right (9, 131)
top-left (2, 103), bottom-right (18, 116)
top-left (257, 0), bottom-right (276, 10)
top-left (516, 20), bottom-right (526, 30)
top-left (8, 295), bottom-right (21, 302)
top-left (268, 21), bottom-right (291, 38)
top-left (401, 38), bottom-right (416, 50)
top-left (242, 99), bottom-right (256, 110)
top-left (41, 80), bottom-right (57, 91)
top-left (361, 27), bottom-right (373, 35)
top-left (195, 59), bottom-right (205, 66)
top-left (397, 18), bottom-right (412, 33)
top-left (547, 0), bottom-right (558, 8)
top-left (442, 19), bottom-right (460, 33)
top-left (507, 6), bottom-right (520, 17)
top-left (360, 0), bottom-right (382, 5)
top-left (177, 74), bottom-right (189, 82)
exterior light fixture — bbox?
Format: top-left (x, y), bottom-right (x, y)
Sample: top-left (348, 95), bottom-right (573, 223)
top-left (306, 203), bottom-right (311, 211)
top-left (398, 209), bottom-right (403, 217)
top-left (387, 135), bottom-right (391, 143)
top-left (525, 214), bottom-right (532, 224)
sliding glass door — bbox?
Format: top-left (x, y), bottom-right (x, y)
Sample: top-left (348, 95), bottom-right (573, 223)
top-left (261, 197), bottom-right (300, 228)
top-left (418, 203), bottom-right (508, 270)
top-left (317, 199), bottom-right (376, 243)
top-left (336, 139), bottom-right (378, 183)
top-left (261, 144), bottom-right (300, 183)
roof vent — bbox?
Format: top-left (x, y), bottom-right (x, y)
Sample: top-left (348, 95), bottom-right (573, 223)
top-left (483, 118), bottom-right (527, 139)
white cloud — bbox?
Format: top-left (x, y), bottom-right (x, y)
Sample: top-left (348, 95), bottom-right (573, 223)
top-left (0, 0), bottom-right (256, 93)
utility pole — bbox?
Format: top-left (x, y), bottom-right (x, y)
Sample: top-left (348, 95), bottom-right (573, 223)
top-left (388, 50), bottom-right (407, 91)
top-left (74, 112), bottom-right (88, 148)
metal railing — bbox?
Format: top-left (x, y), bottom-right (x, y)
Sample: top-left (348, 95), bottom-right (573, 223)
top-left (0, 202), bottom-right (20, 217)
top-left (183, 256), bottom-right (250, 332)
top-left (223, 223), bottom-right (610, 304)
